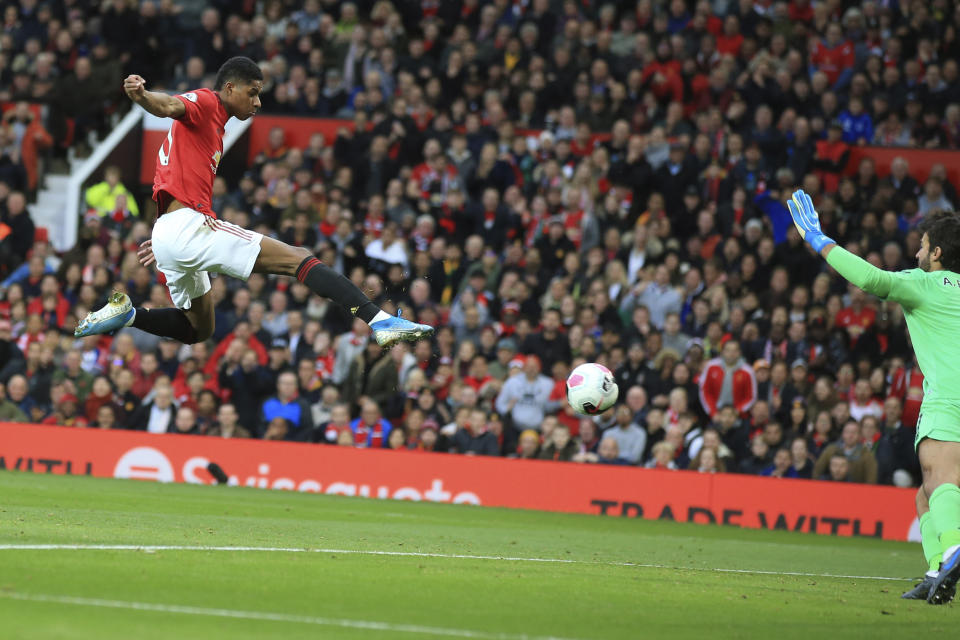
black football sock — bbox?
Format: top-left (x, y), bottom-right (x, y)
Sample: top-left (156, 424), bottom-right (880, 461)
top-left (296, 256), bottom-right (380, 323)
top-left (132, 307), bottom-right (199, 344)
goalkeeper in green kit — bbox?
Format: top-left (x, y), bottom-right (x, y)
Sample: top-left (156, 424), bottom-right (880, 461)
top-left (787, 190), bottom-right (960, 605)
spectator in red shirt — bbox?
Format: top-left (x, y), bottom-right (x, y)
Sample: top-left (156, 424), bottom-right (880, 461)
top-left (810, 23), bottom-right (855, 89)
top-left (788, 0), bottom-right (814, 23)
top-left (715, 15), bottom-right (744, 57)
top-left (84, 375), bottom-right (117, 423)
top-left (26, 274), bottom-right (70, 329)
top-left (698, 340), bottom-right (758, 419)
top-left (204, 320), bottom-right (268, 377)
top-left (41, 393), bottom-right (87, 427)
top-left (834, 285), bottom-right (876, 348)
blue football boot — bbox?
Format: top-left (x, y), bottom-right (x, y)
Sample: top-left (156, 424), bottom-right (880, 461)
top-left (74, 291), bottom-right (134, 337)
top-left (370, 310), bottom-right (434, 348)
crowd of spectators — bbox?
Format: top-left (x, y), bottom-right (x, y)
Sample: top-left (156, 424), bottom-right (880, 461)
top-left (2, 0), bottom-right (959, 488)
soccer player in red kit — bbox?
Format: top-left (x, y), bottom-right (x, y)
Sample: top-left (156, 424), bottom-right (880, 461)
top-left (75, 57), bottom-right (433, 348)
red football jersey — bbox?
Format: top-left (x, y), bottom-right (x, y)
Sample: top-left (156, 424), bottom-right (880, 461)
top-left (152, 88), bottom-right (229, 218)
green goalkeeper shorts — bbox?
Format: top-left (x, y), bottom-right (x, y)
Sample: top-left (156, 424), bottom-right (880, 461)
top-left (915, 401), bottom-right (960, 450)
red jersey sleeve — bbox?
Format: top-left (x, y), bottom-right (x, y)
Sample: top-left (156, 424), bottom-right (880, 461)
top-left (174, 89), bottom-right (219, 127)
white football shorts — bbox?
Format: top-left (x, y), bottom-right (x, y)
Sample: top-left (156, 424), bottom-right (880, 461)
top-left (151, 207), bottom-right (263, 310)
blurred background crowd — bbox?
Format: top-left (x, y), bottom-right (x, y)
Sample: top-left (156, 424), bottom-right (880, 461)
top-left (1, 0), bottom-right (959, 487)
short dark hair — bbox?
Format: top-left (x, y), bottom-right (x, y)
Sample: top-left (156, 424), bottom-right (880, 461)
top-left (215, 56), bottom-right (263, 90)
top-left (919, 209), bottom-right (960, 272)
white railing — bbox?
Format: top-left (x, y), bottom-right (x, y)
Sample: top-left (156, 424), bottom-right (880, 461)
top-left (54, 105), bottom-right (251, 252)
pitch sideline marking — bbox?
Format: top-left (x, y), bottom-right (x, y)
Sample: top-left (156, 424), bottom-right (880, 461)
top-left (0, 591), bottom-right (578, 640)
top-left (0, 544), bottom-right (913, 581)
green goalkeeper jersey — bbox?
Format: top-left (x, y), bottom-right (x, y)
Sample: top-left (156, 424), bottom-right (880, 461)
top-left (827, 247), bottom-right (960, 403)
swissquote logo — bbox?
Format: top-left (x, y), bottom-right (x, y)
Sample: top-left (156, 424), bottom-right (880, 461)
top-left (110, 446), bottom-right (482, 505)
top-left (113, 447), bottom-right (175, 483)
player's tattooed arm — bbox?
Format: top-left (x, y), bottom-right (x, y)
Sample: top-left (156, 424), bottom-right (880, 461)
top-left (123, 75), bottom-right (186, 119)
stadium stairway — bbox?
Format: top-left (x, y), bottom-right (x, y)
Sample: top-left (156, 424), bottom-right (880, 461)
top-left (28, 114), bottom-right (126, 251)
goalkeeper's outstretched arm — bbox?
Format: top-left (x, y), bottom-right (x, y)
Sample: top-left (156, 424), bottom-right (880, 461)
top-left (787, 189), bottom-right (921, 307)
top-left (822, 244), bottom-right (897, 299)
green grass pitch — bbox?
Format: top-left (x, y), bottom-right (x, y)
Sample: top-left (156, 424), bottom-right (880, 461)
top-left (0, 470), bottom-right (954, 639)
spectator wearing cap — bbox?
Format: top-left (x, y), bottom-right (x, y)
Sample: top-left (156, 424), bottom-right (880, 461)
top-left (41, 392), bottom-right (87, 427)
top-left (489, 338), bottom-right (518, 381)
top-left (515, 429), bottom-right (541, 459)
top-left (813, 419), bottom-right (878, 484)
top-left (495, 354), bottom-right (560, 432)
top-left (778, 359), bottom-right (811, 416)
top-left (266, 336), bottom-right (291, 380)
top-left (412, 417), bottom-right (445, 453)
top-left (752, 359), bottom-right (772, 400)
top-left (260, 371), bottom-right (314, 442)
top-left (698, 340), bottom-right (757, 420)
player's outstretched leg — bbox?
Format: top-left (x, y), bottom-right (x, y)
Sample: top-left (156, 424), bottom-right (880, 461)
top-left (75, 292), bottom-right (207, 343)
top-left (902, 489), bottom-right (942, 599)
top-left (254, 237), bottom-right (434, 347)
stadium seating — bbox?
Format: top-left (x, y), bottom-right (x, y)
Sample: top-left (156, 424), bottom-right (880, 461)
top-left (1, 0), bottom-right (958, 488)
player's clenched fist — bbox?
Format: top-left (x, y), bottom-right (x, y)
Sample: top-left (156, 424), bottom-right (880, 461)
top-left (123, 75), bottom-right (146, 101)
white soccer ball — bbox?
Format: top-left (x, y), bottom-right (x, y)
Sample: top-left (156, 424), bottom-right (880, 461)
top-left (566, 363), bottom-right (619, 415)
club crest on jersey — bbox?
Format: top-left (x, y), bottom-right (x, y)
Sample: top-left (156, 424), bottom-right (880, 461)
top-left (210, 150), bottom-right (221, 174)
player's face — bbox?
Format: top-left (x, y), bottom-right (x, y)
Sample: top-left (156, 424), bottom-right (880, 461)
top-left (225, 80), bottom-right (263, 120)
top-left (917, 233), bottom-right (939, 272)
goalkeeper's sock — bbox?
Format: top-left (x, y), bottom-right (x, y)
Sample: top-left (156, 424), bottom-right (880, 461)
top-left (131, 307), bottom-right (199, 344)
top-left (929, 484), bottom-right (960, 556)
top-left (920, 511), bottom-right (943, 574)
top-left (295, 256), bottom-right (382, 324)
